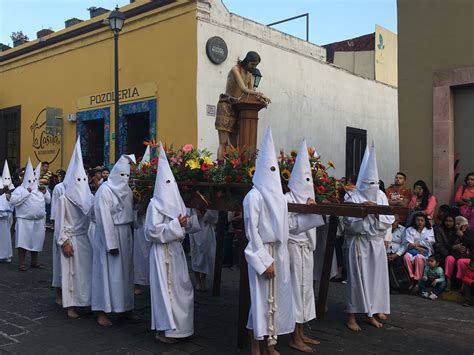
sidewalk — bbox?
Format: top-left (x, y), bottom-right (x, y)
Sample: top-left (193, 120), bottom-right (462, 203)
top-left (0, 231), bottom-right (473, 354)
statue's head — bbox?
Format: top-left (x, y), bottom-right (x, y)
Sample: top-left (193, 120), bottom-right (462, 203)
top-left (239, 51), bottom-right (261, 72)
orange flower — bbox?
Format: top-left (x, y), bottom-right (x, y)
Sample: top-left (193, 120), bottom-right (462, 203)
top-left (230, 158), bottom-right (241, 168)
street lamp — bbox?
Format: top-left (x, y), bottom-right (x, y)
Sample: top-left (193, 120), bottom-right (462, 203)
top-left (252, 68), bottom-right (262, 89)
top-left (108, 6), bottom-right (125, 162)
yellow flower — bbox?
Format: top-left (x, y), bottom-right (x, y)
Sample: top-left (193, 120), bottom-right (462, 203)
top-left (248, 166), bottom-right (256, 178)
top-left (186, 159), bottom-right (200, 170)
top-left (328, 160), bottom-right (336, 169)
top-left (316, 168), bottom-right (324, 177)
top-left (133, 189), bottom-right (141, 202)
top-left (281, 169), bottom-right (291, 181)
top-left (203, 156), bottom-right (214, 166)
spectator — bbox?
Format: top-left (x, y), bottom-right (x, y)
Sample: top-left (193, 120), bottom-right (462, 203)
top-left (444, 216), bottom-right (473, 291)
top-left (434, 214), bottom-right (456, 265)
top-left (407, 180), bottom-right (437, 224)
top-left (89, 167), bottom-right (103, 192)
top-left (462, 259), bottom-right (474, 307)
top-left (101, 168), bottom-right (110, 182)
top-left (433, 205), bottom-right (452, 232)
top-left (454, 172), bottom-right (474, 231)
top-left (395, 213), bottom-right (434, 291)
top-left (419, 255), bottom-right (446, 300)
top-left (387, 215), bottom-right (406, 258)
top-left (386, 172), bottom-right (412, 225)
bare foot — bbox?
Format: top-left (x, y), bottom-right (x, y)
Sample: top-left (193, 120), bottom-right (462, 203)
top-left (134, 285), bottom-right (143, 295)
top-left (302, 334), bottom-right (320, 345)
top-left (155, 332), bottom-right (177, 344)
top-left (376, 313), bottom-right (387, 321)
top-left (346, 316), bottom-right (362, 332)
top-left (67, 308), bottom-right (79, 319)
top-left (288, 340), bottom-right (312, 353)
top-left (266, 346), bottom-right (281, 355)
top-left (96, 313), bottom-right (112, 326)
top-left (367, 317), bottom-right (383, 328)
top-left (55, 297), bottom-right (62, 306)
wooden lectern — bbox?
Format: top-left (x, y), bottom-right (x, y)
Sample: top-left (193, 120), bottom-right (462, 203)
top-left (233, 93), bottom-right (267, 153)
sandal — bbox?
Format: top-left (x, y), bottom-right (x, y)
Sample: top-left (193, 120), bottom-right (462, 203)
top-left (18, 265), bottom-right (27, 272)
top-left (30, 263), bottom-right (45, 269)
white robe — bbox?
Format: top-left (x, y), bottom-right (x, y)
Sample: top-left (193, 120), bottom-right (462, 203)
top-left (312, 223), bottom-right (339, 282)
top-left (243, 188), bottom-right (295, 340)
top-left (285, 192), bottom-right (325, 324)
top-left (190, 210), bottom-right (218, 276)
top-left (56, 196), bottom-right (92, 308)
top-left (133, 212), bottom-right (151, 286)
top-left (395, 226), bottom-right (434, 258)
top-left (0, 193), bottom-right (13, 260)
top-left (144, 201), bottom-right (197, 338)
top-left (10, 187), bottom-right (50, 252)
top-left (91, 184), bottom-right (134, 313)
top-left (50, 183), bottom-right (65, 288)
top-left (343, 191), bottom-right (393, 316)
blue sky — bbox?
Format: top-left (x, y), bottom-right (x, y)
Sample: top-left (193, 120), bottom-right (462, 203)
top-left (0, 0), bottom-right (397, 47)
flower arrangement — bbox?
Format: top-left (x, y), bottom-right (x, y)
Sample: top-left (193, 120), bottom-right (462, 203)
top-left (131, 143), bottom-right (341, 212)
top-left (277, 148), bottom-right (339, 203)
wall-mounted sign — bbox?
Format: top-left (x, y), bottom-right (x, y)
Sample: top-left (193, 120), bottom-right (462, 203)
top-left (31, 107), bottom-right (62, 164)
top-left (206, 36), bottom-right (228, 64)
top-left (206, 104), bottom-right (216, 116)
top-left (77, 82), bottom-right (157, 110)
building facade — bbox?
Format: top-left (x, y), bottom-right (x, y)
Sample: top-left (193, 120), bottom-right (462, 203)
top-left (398, 0), bottom-right (474, 204)
top-left (1, 0), bottom-right (399, 184)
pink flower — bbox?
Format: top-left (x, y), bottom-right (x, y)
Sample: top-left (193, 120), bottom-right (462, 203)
top-left (183, 144), bottom-right (193, 152)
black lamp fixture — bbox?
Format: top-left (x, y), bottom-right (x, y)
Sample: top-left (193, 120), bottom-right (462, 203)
top-left (108, 6), bottom-right (125, 33)
top-left (108, 6), bottom-right (125, 162)
top-left (252, 68), bottom-right (262, 89)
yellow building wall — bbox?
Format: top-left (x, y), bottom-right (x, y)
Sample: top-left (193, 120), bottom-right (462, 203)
top-left (398, 0), bottom-right (474, 188)
top-left (375, 24), bottom-right (397, 87)
top-left (0, 0), bottom-right (198, 171)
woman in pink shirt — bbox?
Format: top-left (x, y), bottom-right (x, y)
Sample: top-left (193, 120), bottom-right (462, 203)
top-left (408, 180), bottom-right (437, 222)
top-left (454, 172), bottom-right (474, 232)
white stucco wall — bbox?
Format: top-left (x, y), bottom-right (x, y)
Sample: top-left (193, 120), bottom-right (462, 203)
top-left (196, 0), bottom-right (399, 183)
top-left (333, 50), bottom-right (375, 80)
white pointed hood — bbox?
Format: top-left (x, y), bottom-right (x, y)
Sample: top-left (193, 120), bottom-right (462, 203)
top-left (252, 127), bottom-right (288, 239)
top-left (63, 138), bottom-right (94, 215)
top-left (21, 158), bottom-right (36, 190)
top-left (152, 144), bottom-right (186, 219)
top-left (141, 146), bottom-right (151, 164)
top-left (355, 143), bottom-right (379, 202)
top-left (288, 139), bottom-right (315, 203)
top-left (104, 154), bottom-right (136, 201)
top-left (2, 160), bottom-right (14, 190)
top-left (34, 163), bottom-right (42, 190)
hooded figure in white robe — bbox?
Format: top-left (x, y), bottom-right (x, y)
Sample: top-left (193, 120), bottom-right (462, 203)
top-left (190, 208), bottom-right (219, 285)
top-left (243, 127), bottom-right (295, 348)
top-left (144, 144), bottom-right (199, 339)
top-left (56, 138), bottom-right (94, 310)
top-left (0, 160), bottom-right (14, 261)
top-left (133, 145), bottom-right (152, 287)
top-left (92, 153), bottom-right (136, 315)
top-left (285, 140), bottom-right (325, 325)
top-left (343, 144), bottom-right (394, 328)
top-left (11, 159), bottom-right (50, 253)
top-left (51, 181), bottom-right (65, 288)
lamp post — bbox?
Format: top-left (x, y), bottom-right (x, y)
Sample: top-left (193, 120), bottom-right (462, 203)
top-left (108, 6), bottom-right (125, 162)
top-left (252, 68), bottom-right (262, 89)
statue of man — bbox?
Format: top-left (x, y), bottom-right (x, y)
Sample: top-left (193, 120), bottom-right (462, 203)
top-left (215, 51), bottom-right (270, 160)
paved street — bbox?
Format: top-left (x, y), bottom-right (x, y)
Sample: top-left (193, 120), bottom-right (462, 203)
top-left (0, 231), bottom-right (473, 354)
